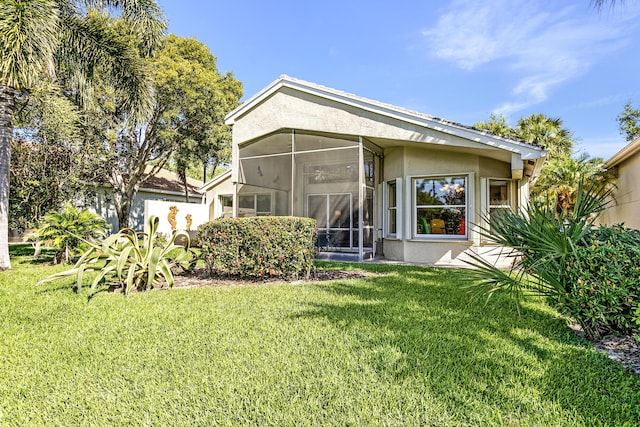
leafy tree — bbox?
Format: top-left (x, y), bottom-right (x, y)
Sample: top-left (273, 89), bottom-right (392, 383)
top-left (84, 34), bottom-right (242, 218)
top-left (0, 0), bottom-right (166, 270)
top-left (155, 35), bottom-right (242, 194)
top-left (616, 101), bottom-right (640, 142)
top-left (531, 153), bottom-right (614, 212)
top-left (33, 202), bottom-right (110, 264)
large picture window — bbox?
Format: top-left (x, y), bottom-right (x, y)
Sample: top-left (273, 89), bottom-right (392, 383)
top-left (414, 176), bottom-right (467, 237)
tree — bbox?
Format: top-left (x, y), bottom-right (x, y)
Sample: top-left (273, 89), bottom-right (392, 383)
top-left (515, 114), bottom-right (574, 160)
top-left (33, 202), bottom-right (109, 264)
top-left (154, 36), bottom-right (242, 194)
top-left (531, 153), bottom-right (613, 212)
top-left (616, 102), bottom-right (640, 142)
top-left (85, 34), bottom-right (242, 219)
top-left (473, 113), bottom-right (516, 139)
top-left (0, 0), bottom-right (166, 269)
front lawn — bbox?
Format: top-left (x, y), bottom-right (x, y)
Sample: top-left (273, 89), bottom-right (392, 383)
top-left (1, 246), bottom-right (638, 425)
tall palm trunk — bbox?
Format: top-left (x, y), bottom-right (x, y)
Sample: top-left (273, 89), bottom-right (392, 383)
top-left (0, 85), bottom-right (15, 270)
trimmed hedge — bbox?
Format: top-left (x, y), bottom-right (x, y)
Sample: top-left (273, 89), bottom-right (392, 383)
top-left (559, 224), bottom-right (640, 339)
top-left (197, 216), bottom-right (317, 279)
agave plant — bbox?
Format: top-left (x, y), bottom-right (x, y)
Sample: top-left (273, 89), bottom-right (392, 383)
top-left (38, 215), bottom-right (192, 296)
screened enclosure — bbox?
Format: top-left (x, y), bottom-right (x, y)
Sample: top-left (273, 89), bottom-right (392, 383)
top-left (236, 130), bottom-right (380, 260)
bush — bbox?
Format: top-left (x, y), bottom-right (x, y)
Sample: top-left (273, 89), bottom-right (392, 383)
top-left (559, 225), bottom-right (640, 338)
top-left (38, 216), bottom-right (193, 296)
top-left (198, 216), bottom-right (316, 279)
top-left (32, 202), bottom-right (110, 264)
top-left (464, 180), bottom-right (624, 340)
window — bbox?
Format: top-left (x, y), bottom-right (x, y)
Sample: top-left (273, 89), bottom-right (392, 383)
top-left (414, 176), bottom-right (467, 237)
top-left (238, 194), bottom-right (271, 217)
top-left (219, 195), bottom-right (233, 218)
top-left (387, 181), bottom-right (397, 236)
top-left (487, 179), bottom-right (517, 229)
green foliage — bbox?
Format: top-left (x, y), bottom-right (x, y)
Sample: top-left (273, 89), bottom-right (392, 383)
top-left (617, 101), bottom-right (640, 142)
top-left (33, 202), bottom-right (110, 264)
top-left (531, 152), bottom-right (614, 211)
top-left (560, 225), bottom-right (640, 338)
top-left (154, 35), bottom-right (243, 187)
top-left (37, 215), bottom-right (191, 296)
top-left (198, 216), bottom-right (316, 279)
top-left (465, 180), bottom-right (619, 339)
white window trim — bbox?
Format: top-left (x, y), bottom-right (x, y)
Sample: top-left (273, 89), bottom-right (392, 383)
top-left (480, 177), bottom-right (519, 243)
top-left (384, 178), bottom-right (402, 239)
top-left (408, 173), bottom-right (473, 241)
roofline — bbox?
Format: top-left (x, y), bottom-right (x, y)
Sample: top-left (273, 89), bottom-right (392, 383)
top-left (225, 75), bottom-right (545, 160)
top-left (605, 136), bottom-right (640, 168)
top-left (90, 183), bottom-right (202, 198)
top-left (199, 169), bottom-right (232, 192)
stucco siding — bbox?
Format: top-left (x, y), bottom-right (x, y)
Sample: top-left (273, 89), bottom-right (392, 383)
top-left (601, 153), bottom-right (640, 229)
top-left (233, 90), bottom-right (507, 155)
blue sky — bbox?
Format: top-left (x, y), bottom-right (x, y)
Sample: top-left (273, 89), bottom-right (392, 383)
top-left (157, 0), bottom-right (640, 159)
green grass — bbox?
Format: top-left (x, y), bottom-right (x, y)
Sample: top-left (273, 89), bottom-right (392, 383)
top-left (1, 246), bottom-right (639, 426)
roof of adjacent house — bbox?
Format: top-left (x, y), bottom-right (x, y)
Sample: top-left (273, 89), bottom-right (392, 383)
top-left (605, 136), bottom-right (640, 168)
top-left (140, 167), bottom-right (202, 196)
top-left (200, 169), bottom-right (231, 192)
top-left (225, 75), bottom-right (544, 159)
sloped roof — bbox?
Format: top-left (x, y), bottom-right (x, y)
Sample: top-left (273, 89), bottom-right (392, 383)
top-left (605, 136), bottom-right (640, 168)
top-left (140, 167), bottom-right (202, 196)
top-left (225, 75), bottom-right (544, 159)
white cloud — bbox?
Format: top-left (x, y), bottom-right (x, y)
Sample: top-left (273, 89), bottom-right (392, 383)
top-left (423, 0), bottom-right (639, 115)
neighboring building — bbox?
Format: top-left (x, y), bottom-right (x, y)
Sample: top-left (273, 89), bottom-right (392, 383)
top-left (599, 136), bottom-right (640, 230)
top-left (92, 167), bottom-right (204, 233)
top-left (202, 76), bottom-right (546, 265)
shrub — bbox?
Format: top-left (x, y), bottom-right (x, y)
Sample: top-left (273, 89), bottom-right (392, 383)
top-left (464, 180), bottom-right (624, 340)
top-left (560, 225), bottom-right (640, 338)
top-left (37, 216), bottom-right (192, 296)
top-left (32, 202), bottom-right (110, 264)
top-left (198, 216), bottom-right (316, 279)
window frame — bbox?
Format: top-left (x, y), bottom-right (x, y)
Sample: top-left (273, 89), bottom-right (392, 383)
top-left (481, 178), bottom-right (519, 243)
top-left (237, 193), bottom-right (272, 217)
top-left (412, 174), bottom-right (469, 240)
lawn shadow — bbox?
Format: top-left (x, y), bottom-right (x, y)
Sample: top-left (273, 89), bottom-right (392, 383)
top-left (293, 263), bottom-right (640, 425)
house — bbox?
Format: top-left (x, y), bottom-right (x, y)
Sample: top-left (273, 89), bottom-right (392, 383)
top-left (92, 167), bottom-right (204, 233)
top-left (599, 136), bottom-right (640, 230)
top-left (201, 76), bottom-right (546, 265)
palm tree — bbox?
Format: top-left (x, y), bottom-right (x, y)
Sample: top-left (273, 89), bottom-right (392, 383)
top-left (531, 153), bottom-right (615, 213)
top-left (0, 0), bottom-right (166, 269)
top-left (515, 114), bottom-right (574, 160)
top-left (34, 202), bottom-right (110, 264)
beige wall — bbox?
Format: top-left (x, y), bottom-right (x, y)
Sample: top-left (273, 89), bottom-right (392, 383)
top-left (600, 153), bottom-right (640, 230)
top-left (381, 144), bottom-right (515, 265)
top-left (232, 90), bottom-right (511, 156)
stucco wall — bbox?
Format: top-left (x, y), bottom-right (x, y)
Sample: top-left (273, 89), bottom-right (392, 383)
top-left (232, 90), bottom-right (508, 156)
top-left (91, 188), bottom-right (202, 233)
top-left (381, 144), bottom-right (514, 265)
top-left (600, 153), bottom-right (640, 229)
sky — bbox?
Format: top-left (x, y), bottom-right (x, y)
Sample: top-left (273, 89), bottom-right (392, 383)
top-left (156, 0), bottom-right (640, 159)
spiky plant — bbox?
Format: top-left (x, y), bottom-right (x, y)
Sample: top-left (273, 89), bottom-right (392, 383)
top-left (38, 215), bottom-right (191, 296)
